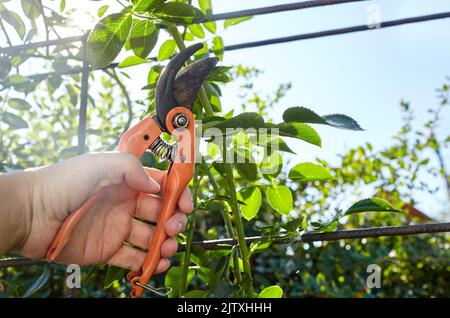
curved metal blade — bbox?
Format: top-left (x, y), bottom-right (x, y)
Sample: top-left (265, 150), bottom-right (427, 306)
top-left (155, 43), bottom-right (217, 131)
top-left (174, 57), bottom-right (219, 109)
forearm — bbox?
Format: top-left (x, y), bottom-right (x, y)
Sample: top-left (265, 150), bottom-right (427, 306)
top-left (0, 170), bottom-right (34, 255)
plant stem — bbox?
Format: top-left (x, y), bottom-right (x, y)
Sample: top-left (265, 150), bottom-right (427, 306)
top-left (39, 0), bottom-right (50, 56)
top-left (167, 22), bottom-right (254, 297)
top-left (232, 247), bottom-right (243, 293)
top-left (202, 161), bottom-right (236, 238)
top-left (198, 89), bottom-right (214, 117)
top-left (222, 157), bottom-right (255, 297)
top-left (179, 165), bottom-right (200, 296)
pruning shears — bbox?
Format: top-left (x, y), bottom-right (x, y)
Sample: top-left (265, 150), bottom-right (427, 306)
top-left (45, 43), bottom-right (218, 298)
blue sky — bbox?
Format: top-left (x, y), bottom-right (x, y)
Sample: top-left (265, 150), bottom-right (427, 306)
top-left (210, 0), bottom-right (450, 218)
top-left (3, 0), bottom-right (450, 218)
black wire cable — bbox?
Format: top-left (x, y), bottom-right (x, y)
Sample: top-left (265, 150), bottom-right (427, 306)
top-left (0, 0), bottom-right (367, 54)
top-left (0, 35), bottom-right (86, 54)
top-left (2, 9), bottom-right (450, 84)
top-left (203, 0), bottom-right (367, 22)
top-left (225, 11), bottom-right (450, 51)
top-left (0, 257), bottom-right (44, 268)
top-left (2, 222), bottom-right (449, 267)
top-left (181, 222), bottom-right (450, 251)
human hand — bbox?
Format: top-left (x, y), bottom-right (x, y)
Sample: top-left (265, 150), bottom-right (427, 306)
top-left (19, 152), bottom-right (193, 274)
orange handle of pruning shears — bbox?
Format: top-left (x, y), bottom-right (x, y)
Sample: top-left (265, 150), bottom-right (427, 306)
top-left (128, 107), bottom-right (195, 298)
top-left (46, 108), bottom-right (195, 299)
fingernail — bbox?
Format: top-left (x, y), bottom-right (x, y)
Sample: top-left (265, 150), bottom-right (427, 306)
top-left (177, 222), bottom-right (184, 233)
top-left (147, 176), bottom-right (160, 192)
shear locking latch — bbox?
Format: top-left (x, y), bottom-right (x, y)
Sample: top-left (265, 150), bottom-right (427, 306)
top-left (134, 281), bottom-right (173, 297)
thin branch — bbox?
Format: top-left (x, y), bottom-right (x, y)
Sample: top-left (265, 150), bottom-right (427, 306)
top-left (39, 0), bottom-right (50, 56)
top-left (0, 19), bottom-right (12, 47)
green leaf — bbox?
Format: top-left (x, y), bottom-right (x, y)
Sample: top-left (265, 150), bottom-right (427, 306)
top-left (280, 217), bottom-right (304, 234)
top-left (193, 42), bottom-right (209, 57)
top-left (250, 239), bottom-right (272, 254)
top-left (118, 55), bottom-right (148, 68)
top-left (311, 220), bottom-right (338, 232)
top-left (21, 264), bottom-right (50, 298)
top-left (0, 7), bottom-right (26, 39)
top-left (322, 114), bottom-right (363, 131)
top-left (53, 57), bottom-right (70, 74)
top-left (87, 12), bottom-right (132, 68)
top-left (283, 107), bottom-right (363, 131)
top-left (345, 198), bottom-right (404, 215)
top-left (198, 200), bottom-right (226, 212)
top-left (129, 20), bottom-right (159, 58)
top-left (204, 114), bottom-right (318, 149)
top-left (147, 64), bottom-right (163, 85)
top-left (276, 122), bottom-right (322, 147)
top-left (97, 5), bottom-right (109, 18)
top-left (211, 36), bottom-right (224, 60)
top-left (207, 256), bottom-right (230, 293)
top-left (203, 21), bottom-right (216, 34)
top-left (198, 0), bottom-right (212, 17)
top-left (224, 16), bottom-right (252, 29)
top-left (184, 32), bottom-right (195, 41)
top-left (153, 3), bottom-right (205, 24)
top-left (207, 66), bottom-right (232, 83)
top-left (183, 290), bottom-right (208, 298)
top-left (283, 106), bottom-right (328, 125)
top-left (131, 0), bottom-right (166, 13)
top-left (237, 186), bottom-right (262, 221)
top-left (157, 39), bottom-right (176, 61)
top-left (259, 285), bottom-right (283, 298)
top-left (8, 74), bottom-right (28, 85)
top-left (208, 112), bottom-right (265, 131)
top-left (21, 0), bottom-right (41, 21)
top-left (60, 0), bottom-right (66, 12)
top-left (66, 84), bottom-right (78, 106)
top-left (165, 266), bottom-right (195, 298)
top-left (258, 135), bottom-right (295, 154)
top-left (235, 162), bottom-right (258, 181)
top-left (8, 98), bottom-right (32, 110)
top-left (266, 185), bottom-right (292, 215)
top-left (260, 150), bottom-right (282, 177)
top-left (288, 162), bottom-right (334, 182)
top-left (2, 111), bottom-right (28, 129)
top-left (104, 265), bottom-right (127, 289)
top-left (187, 24), bottom-right (204, 38)
top-left (140, 151), bottom-right (157, 168)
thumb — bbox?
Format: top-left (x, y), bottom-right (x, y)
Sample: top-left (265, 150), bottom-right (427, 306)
top-left (78, 152), bottom-right (161, 194)
top-left (123, 156), bottom-right (161, 194)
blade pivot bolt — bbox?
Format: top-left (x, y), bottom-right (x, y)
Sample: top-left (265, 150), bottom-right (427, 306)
top-left (173, 113), bottom-right (189, 128)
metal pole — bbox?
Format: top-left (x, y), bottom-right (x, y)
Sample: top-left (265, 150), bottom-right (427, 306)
top-left (77, 39), bottom-right (89, 155)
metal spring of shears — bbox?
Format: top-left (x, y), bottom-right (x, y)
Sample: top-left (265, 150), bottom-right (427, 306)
top-left (149, 136), bottom-right (178, 162)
